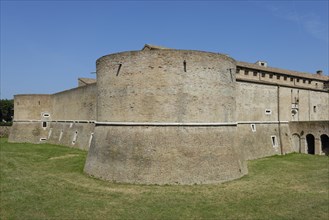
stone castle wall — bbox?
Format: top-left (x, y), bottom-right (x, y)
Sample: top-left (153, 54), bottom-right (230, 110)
top-left (9, 84), bottom-right (97, 150)
top-left (8, 46), bottom-right (329, 185)
top-left (84, 50), bottom-right (247, 185)
top-left (96, 50), bottom-right (236, 123)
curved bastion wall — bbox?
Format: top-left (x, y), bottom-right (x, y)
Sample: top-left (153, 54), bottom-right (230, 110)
top-left (84, 49), bottom-right (248, 185)
top-left (95, 50), bottom-right (237, 123)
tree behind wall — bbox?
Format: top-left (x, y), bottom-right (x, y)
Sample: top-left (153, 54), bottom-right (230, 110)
top-left (0, 99), bottom-right (14, 125)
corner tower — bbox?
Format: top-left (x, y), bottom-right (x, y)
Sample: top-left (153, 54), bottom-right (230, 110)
top-left (84, 47), bottom-right (247, 184)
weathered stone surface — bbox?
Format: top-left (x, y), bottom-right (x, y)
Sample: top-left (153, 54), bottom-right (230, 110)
top-left (85, 126), bottom-right (246, 185)
top-left (8, 45), bottom-right (329, 184)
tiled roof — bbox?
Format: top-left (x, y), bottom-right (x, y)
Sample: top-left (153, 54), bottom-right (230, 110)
top-left (78, 78), bottom-right (96, 85)
top-left (142, 44), bottom-right (171, 51)
top-left (237, 61), bottom-right (328, 81)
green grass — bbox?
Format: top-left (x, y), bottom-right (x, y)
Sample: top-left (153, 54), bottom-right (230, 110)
top-left (0, 138), bottom-right (328, 220)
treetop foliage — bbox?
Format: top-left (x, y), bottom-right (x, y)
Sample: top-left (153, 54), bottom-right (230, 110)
top-left (0, 99), bottom-right (14, 124)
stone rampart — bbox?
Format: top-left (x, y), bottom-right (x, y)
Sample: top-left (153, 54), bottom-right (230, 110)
top-left (9, 84), bottom-right (97, 150)
top-left (85, 49), bottom-right (247, 185)
top-left (8, 45), bottom-right (329, 185)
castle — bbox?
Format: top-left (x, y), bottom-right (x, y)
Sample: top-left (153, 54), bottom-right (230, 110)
top-left (9, 44), bottom-right (329, 185)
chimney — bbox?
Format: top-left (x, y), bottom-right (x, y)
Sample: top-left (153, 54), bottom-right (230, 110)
top-left (255, 61), bottom-right (267, 67)
top-left (316, 70), bottom-right (323, 75)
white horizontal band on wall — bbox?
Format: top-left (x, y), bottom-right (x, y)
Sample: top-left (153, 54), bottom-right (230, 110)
top-left (13, 120), bottom-right (95, 123)
top-left (13, 120), bottom-right (289, 125)
top-left (237, 121), bottom-right (289, 124)
top-left (95, 121), bottom-right (238, 126)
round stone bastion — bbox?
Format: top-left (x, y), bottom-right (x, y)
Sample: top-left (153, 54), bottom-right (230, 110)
top-left (84, 49), bottom-right (247, 185)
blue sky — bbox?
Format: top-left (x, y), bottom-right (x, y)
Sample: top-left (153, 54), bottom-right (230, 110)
top-left (1, 0), bottom-right (328, 99)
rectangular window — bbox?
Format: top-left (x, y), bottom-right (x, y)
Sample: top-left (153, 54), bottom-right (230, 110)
top-left (244, 70), bottom-right (249, 75)
top-left (296, 79), bottom-right (300, 83)
top-left (276, 75), bottom-right (280, 80)
top-left (42, 121), bottom-right (47, 128)
top-left (72, 131), bottom-right (78, 145)
top-left (290, 77), bottom-right (294, 82)
top-left (253, 71), bottom-right (257, 76)
top-left (269, 74), bottom-right (273, 79)
top-left (284, 76), bottom-right (287, 81)
top-left (261, 73), bottom-right (266, 77)
top-left (265, 109), bottom-right (272, 115)
top-left (42, 113), bottom-right (50, 118)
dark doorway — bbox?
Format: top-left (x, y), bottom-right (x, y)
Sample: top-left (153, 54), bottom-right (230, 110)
top-left (320, 134), bottom-right (329, 156)
top-left (306, 134), bottom-right (315, 155)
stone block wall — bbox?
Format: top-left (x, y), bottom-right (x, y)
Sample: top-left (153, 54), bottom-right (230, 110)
top-left (47, 122), bottom-right (95, 151)
top-left (9, 83), bottom-right (97, 150)
top-left (13, 94), bottom-right (52, 121)
top-left (85, 126), bottom-right (247, 185)
top-left (96, 50), bottom-right (236, 123)
top-left (85, 49), bottom-right (247, 184)
top-left (52, 83), bottom-right (96, 121)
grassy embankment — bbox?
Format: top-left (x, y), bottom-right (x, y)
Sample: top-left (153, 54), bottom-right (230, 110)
top-left (0, 138), bottom-right (328, 219)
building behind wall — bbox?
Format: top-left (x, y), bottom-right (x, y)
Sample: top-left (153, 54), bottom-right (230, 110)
top-left (9, 44), bottom-right (329, 185)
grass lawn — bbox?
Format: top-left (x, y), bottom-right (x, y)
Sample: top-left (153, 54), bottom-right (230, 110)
top-left (0, 138), bottom-right (328, 219)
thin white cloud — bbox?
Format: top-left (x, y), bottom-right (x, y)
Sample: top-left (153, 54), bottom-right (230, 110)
top-left (265, 2), bottom-right (328, 43)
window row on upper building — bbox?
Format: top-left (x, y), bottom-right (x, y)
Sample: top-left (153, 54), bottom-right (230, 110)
top-left (235, 67), bottom-right (326, 90)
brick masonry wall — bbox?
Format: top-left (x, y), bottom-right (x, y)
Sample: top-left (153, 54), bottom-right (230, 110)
top-left (96, 50), bottom-right (236, 123)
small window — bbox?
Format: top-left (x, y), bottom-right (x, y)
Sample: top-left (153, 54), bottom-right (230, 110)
top-left (42, 121), bottom-right (47, 128)
top-left (313, 106), bottom-right (317, 113)
top-left (269, 74), bottom-right (273, 79)
top-left (308, 80), bottom-right (311, 84)
top-left (303, 79), bottom-right (306, 83)
top-left (40, 138), bottom-right (47, 142)
top-left (253, 71), bottom-right (257, 76)
top-left (290, 77), bottom-right (294, 82)
top-left (261, 72), bottom-right (265, 77)
top-left (271, 135), bottom-right (278, 147)
top-left (244, 70), bottom-right (249, 75)
top-left (276, 75), bottom-right (280, 80)
top-left (265, 109), bottom-right (272, 115)
top-left (251, 124), bottom-right (256, 132)
top-left (296, 79), bottom-right (300, 83)
top-left (236, 68), bottom-right (240, 74)
top-left (72, 131), bottom-right (78, 145)
top-left (42, 113), bottom-right (50, 117)
top-left (284, 76), bottom-right (287, 81)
